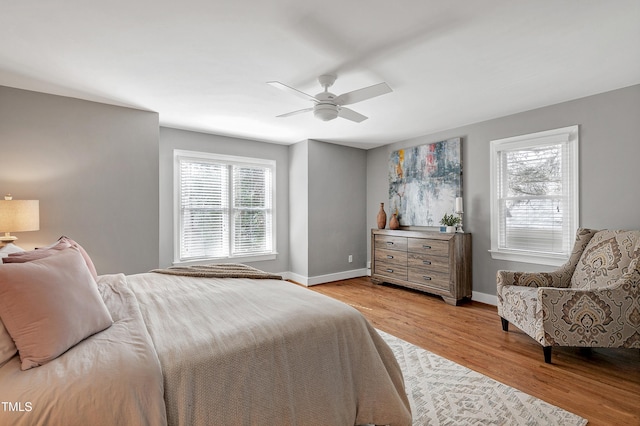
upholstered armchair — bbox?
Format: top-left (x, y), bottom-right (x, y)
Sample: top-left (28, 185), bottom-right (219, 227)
top-left (497, 228), bottom-right (640, 363)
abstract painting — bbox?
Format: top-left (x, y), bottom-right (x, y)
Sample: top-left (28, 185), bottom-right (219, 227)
top-left (389, 138), bottom-right (462, 227)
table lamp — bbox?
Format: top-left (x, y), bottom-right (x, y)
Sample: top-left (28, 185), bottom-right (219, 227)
top-left (0, 194), bottom-right (40, 248)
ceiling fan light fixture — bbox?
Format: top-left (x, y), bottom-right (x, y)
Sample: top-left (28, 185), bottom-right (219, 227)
top-left (313, 103), bottom-right (339, 121)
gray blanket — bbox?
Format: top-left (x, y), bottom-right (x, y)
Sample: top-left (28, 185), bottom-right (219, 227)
top-left (127, 272), bottom-right (412, 425)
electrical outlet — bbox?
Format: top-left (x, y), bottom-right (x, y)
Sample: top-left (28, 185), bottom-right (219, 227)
top-left (348, 255), bottom-right (353, 263)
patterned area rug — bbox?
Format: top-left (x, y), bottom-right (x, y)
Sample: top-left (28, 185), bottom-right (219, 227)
top-left (378, 330), bottom-right (588, 425)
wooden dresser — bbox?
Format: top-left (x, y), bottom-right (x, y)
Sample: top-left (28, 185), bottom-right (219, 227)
top-left (370, 229), bottom-right (472, 305)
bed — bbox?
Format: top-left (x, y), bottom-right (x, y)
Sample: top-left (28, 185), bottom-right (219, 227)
top-left (0, 244), bottom-right (412, 425)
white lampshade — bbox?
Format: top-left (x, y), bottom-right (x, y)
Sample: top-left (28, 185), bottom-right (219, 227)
top-left (0, 198), bottom-right (40, 242)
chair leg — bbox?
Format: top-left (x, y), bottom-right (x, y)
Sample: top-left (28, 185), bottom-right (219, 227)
top-left (500, 317), bottom-right (509, 331)
top-left (543, 346), bottom-right (552, 364)
top-left (579, 347), bottom-right (592, 356)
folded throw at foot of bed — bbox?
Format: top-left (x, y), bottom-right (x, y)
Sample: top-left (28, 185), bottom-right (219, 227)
top-left (150, 263), bottom-right (282, 280)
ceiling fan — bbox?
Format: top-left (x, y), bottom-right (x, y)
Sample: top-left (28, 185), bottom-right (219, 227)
top-left (267, 74), bottom-right (392, 123)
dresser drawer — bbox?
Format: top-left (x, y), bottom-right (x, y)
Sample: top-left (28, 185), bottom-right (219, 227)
top-left (407, 253), bottom-right (449, 274)
top-left (374, 261), bottom-right (408, 280)
top-left (375, 235), bottom-right (407, 252)
top-left (407, 238), bottom-right (449, 257)
top-left (407, 268), bottom-right (450, 290)
top-left (375, 248), bottom-right (407, 265)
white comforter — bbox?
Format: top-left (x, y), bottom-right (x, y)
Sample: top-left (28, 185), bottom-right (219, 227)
top-left (0, 273), bottom-right (411, 425)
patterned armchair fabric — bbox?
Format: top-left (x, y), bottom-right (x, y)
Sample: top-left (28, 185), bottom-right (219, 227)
top-left (496, 228), bottom-right (640, 363)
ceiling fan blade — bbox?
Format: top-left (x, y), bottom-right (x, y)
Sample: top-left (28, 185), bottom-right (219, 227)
top-left (267, 81), bottom-right (317, 103)
top-left (276, 107), bottom-right (314, 118)
top-left (338, 107), bottom-right (368, 123)
top-left (335, 82), bottom-right (392, 106)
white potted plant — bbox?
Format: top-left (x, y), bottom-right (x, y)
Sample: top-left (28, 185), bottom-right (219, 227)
top-left (440, 213), bottom-right (461, 233)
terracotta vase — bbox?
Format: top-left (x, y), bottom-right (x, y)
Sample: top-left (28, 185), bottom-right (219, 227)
top-left (376, 203), bottom-right (387, 229)
top-left (389, 213), bottom-right (400, 230)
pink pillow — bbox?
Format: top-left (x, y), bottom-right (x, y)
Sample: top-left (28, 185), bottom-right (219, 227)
top-left (58, 236), bottom-right (98, 279)
top-left (4, 236), bottom-right (98, 279)
top-left (0, 248), bottom-right (113, 370)
top-left (3, 239), bottom-right (71, 262)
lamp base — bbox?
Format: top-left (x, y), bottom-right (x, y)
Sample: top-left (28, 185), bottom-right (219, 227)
top-left (0, 234), bottom-right (17, 243)
top-left (455, 212), bottom-right (464, 233)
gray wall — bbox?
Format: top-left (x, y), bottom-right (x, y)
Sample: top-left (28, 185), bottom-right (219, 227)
top-left (4, 83), bottom-right (636, 288)
top-left (159, 127), bottom-right (290, 273)
top-left (308, 140), bottom-right (367, 277)
top-left (366, 84), bottom-right (640, 298)
top-left (288, 139), bottom-right (367, 281)
top-left (0, 86), bottom-right (159, 275)
top-left (288, 140), bottom-right (309, 277)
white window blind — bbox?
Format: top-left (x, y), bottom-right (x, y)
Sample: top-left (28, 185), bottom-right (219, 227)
top-left (490, 126), bottom-right (579, 266)
top-left (175, 150), bottom-right (275, 263)
top-left (232, 165), bottom-right (273, 255)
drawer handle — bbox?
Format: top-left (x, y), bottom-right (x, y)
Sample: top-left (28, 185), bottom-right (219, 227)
top-left (423, 260), bottom-right (431, 265)
top-left (386, 241), bottom-right (395, 245)
top-left (387, 255), bottom-right (394, 259)
top-left (422, 276), bottom-right (432, 281)
top-left (386, 269), bottom-right (394, 273)
top-left (423, 245), bottom-right (431, 249)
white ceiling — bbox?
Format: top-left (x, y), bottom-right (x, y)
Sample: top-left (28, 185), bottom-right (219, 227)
top-left (2, 1), bottom-right (639, 149)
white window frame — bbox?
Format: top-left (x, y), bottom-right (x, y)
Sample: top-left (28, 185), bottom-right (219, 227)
top-left (489, 125), bottom-right (579, 266)
top-left (173, 149), bottom-right (277, 265)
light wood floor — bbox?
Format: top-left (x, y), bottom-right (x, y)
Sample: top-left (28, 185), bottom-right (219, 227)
top-left (305, 277), bottom-right (640, 426)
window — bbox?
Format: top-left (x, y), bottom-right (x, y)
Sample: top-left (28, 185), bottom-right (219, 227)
top-left (490, 125), bottom-right (579, 266)
top-left (174, 150), bottom-right (276, 264)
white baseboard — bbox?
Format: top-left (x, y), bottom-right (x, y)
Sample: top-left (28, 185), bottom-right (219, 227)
top-left (282, 268), bottom-right (368, 287)
top-left (282, 270), bottom-right (498, 305)
top-left (281, 271), bottom-right (305, 284)
top-left (472, 291), bottom-right (497, 306)
top-left (368, 268), bottom-right (497, 306)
